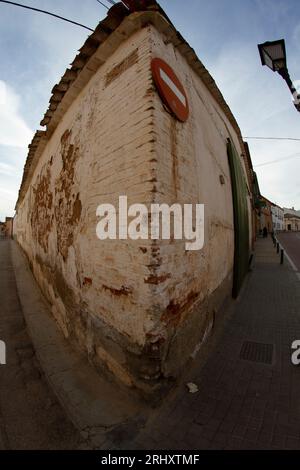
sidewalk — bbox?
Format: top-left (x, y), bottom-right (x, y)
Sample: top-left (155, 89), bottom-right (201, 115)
top-left (0, 239), bottom-right (83, 449)
top-left (11, 237), bottom-right (300, 450)
top-left (130, 237), bottom-right (300, 450)
top-left (11, 241), bottom-right (146, 449)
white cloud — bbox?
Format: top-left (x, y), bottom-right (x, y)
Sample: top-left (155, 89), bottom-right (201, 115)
top-left (0, 178), bottom-right (20, 222)
top-left (0, 161), bottom-right (15, 176)
top-left (207, 39), bottom-right (300, 210)
top-left (0, 145), bottom-right (27, 221)
top-left (0, 81), bottom-right (31, 219)
top-left (0, 80), bottom-right (33, 148)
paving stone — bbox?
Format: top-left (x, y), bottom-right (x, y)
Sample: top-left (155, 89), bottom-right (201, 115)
top-left (7, 232), bottom-right (300, 450)
top-left (0, 240), bottom-right (83, 449)
top-left (132, 239), bottom-right (300, 450)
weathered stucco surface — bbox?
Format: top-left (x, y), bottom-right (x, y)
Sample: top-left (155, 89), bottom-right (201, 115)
top-left (14, 19), bottom-right (251, 392)
top-left (145, 25), bottom-right (251, 377)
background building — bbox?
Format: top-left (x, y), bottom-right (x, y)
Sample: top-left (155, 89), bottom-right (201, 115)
top-left (284, 208), bottom-right (300, 231)
top-left (259, 196), bottom-right (273, 234)
top-left (271, 204), bottom-right (284, 232)
top-left (4, 217), bottom-right (13, 238)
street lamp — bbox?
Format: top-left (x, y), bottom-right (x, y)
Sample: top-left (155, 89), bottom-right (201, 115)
top-left (258, 39), bottom-right (300, 112)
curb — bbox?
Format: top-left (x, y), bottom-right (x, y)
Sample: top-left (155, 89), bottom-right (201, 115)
top-left (274, 236), bottom-right (300, 282)
top-left (11, 240), bottom-right (146, 449)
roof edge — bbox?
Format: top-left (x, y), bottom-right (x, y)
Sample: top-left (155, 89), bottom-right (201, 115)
top-left (16, 2), bottom-right (246, 211)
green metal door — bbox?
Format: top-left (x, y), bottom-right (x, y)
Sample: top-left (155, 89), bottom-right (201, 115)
top-left (227, 139), bottom-right (249, 298)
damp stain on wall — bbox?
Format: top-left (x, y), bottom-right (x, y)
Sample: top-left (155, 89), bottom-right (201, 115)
top-left (161, 290), bottom-right (200, 328)
top-left (105, 49), bottom-right (139, 87)
top-left (55, 130), bottom-right (82, 261)
top-left (31, 160), bottom-right (53, 252)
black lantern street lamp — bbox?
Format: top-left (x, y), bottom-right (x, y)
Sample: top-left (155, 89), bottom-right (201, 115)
top-left (258, 39), bottom-right (300, 112)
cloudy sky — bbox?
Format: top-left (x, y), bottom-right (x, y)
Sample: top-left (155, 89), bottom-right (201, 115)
top-left (0, 0), bottom-right (299, 221)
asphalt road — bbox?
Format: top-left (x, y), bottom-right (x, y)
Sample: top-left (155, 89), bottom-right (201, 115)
top-left (0, 238), bottom-right (85, 450)
top-left (277, 232), bottom-right (300, 272)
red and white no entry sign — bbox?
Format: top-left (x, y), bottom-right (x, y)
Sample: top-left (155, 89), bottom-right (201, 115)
top-left (151, 57), bottom-right (189, 122)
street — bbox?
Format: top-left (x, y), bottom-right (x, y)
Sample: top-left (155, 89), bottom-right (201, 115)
top-left (0, 0), bottom-right (300, 460)
top-left (0, 239), bottom-right (84, 450)
top-left (1, 235), bottom-right (300, 450)
top-left (277, 232), bottom-right (300, 272)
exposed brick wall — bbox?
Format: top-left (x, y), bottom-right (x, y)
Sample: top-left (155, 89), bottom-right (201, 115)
top-left (147, 25), bottom-right (251, 377)
top-left (14, 27), bottom-right (158, 388)
top-left (14, 23), bottom-right (251, 391)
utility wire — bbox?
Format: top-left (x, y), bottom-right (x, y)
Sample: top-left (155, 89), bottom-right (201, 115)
top-left (254, 153), bottom-right (300, 168)
top-left (0, 0), bottom-right (94, 31)
top-left (95, 0), bottom-right (109, 9)
top-left (244, 136), bottom-right (300, 142)
top-left (96, 0), bottom-right (116, 9)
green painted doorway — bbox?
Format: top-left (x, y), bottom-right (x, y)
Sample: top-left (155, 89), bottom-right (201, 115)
top-left (227, 139), bottom-right (250, 298)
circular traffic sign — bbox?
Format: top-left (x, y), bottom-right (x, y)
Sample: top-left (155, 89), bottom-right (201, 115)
top-left (151, 57), bottom-right (189, 122)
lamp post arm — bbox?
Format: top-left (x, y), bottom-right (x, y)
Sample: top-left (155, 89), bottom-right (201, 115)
top-left (278, 67), bottom-right (300, 111)
top-left (278, 68), bottom-right (296, 93)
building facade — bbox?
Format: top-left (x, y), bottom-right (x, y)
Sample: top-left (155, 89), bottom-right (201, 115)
top-left (283, 208), bottom-right (300, 232)
top-left (243, 142), bottom-right (258, 249)
top-left (14, 1), bottom-right (252, 392)
top-left (4, 217), bottom-right (13, 239)
top-left (284, 214), bottom-right (300, 231)
top-left (259, 197), bottom-right (273, 234)
top-left (271, 204), bottom-right (284, 232)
